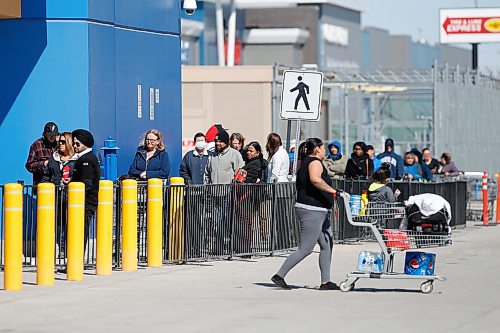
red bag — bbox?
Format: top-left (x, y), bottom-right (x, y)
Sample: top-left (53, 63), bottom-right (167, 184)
top-left (384, 229), bottom-right (410, 249)
top-left (234, 168), bottom-right (247, 183)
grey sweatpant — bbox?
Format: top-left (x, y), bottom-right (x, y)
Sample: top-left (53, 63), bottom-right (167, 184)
top-left (277, 207), bottom-right (333, 282)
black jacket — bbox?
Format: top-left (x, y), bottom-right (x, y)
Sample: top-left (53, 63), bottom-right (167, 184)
top-left (43, 153), bottom-right (78, 185)
top-left (345, 153), bottom-right (374, 179)
top-left (72, 150), bottom-right (100, 209)
top-left (243, 156), bottom-right (266, 183)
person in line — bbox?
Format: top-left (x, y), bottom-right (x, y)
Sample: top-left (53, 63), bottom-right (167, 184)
top-left (403, 152), bottom-right (423, 181)
top-left (179, 132), bottom-right (209, 185)
top-left (368, 163), bottom-right (401, 202)
top-left (204, 129), bottom-right (244, 255)
top-left (44, 132), bottom-right (78, 258)
top-left (44, 132), bottom-right (78, 185)
top-left (439, 152), bottom-right (460, 177)
top-left (322, 140), bottom-right (348, 178)
top-left (366, 145), bottom-right (382, 173)
top-left (25, 121), bottom-right (60, 185)
top-left (410, 148), bottom-right (433, 181)
top-left (265, 133), bottom-right (290, 249)
top-left (377, 138), bottom-right (404, 179)
top-left (271, 138), bottom-right (338, 291)
top-left (128, 129), bottom-right (171, 180)
top-left (265, 133), bottom-right (290, 183)
top-left (422, 148), bottom-right (440, 174)
top-left (180, 132), bottom-right (209, 258)
top-left (235, 142), bottom-right (267, 255)
top-left (205, 124), bottom-right (225, 154)
top-left (345, 141), bottom-right (374, 180)
top-left (230, 132), bottom-right (245, 152)
top-left (71, 129), bottom-right (100, 257)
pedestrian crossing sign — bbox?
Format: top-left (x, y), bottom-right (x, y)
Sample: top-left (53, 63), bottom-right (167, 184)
top-left (280, 70), bottom-right (323, 121)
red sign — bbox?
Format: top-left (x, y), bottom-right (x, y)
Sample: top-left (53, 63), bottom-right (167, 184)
top-left (442, 16), bottom-right (500, 34)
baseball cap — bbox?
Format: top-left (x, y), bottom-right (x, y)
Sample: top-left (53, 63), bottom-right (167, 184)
top-left (43, 122), bottom-right (59, 136)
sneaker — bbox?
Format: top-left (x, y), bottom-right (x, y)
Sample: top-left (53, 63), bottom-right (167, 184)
top-left (319, 282), bottom-right (340, 290)
top-left (271, 274), bottom-right (291, 290)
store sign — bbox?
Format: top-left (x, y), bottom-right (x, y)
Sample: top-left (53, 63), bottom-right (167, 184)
top-left (440, 8), bottom-right (500, 44)
top-left (322, 23), bottom-right (349, 46)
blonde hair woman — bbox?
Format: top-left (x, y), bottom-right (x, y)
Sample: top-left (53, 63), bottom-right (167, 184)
top-left (45, 132), bottom-right (78, 185)
top-left (128, 129), bottom-right (171, 180)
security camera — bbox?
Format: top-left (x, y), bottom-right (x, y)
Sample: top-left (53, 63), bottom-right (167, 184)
top-left (183, 0), bottom-right (197, 16)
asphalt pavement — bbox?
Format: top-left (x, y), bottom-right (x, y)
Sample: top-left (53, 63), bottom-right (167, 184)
top-left (1, 221), bottom-right (499, 333)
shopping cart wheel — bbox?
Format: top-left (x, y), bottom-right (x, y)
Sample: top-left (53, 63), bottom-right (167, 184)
top-left (420, 281), bottom-right (433, 294)
top-left (339, 281), bottom-right (354, 292)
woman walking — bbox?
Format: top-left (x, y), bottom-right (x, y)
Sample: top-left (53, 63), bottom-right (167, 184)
top-left (271, 138), bottom-right (338, 290)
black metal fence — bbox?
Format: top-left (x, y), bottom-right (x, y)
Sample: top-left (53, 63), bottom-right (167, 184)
top-left (0, 179), bottom-right (469, 268)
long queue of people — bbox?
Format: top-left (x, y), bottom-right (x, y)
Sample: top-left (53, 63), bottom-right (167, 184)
top-left (313, 138), bottom-right (460, 182)
top-left (25, 122), bottom-right (461, 191)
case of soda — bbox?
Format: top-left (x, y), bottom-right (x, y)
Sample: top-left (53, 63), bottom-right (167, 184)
top-left (404, 251), bottom-right (436, 276)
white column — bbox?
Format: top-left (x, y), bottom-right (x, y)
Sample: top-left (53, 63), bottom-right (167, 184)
top-left (215, 0), bottom-right (225, 66)
top-left (227, 0), bottom-right (236, 67)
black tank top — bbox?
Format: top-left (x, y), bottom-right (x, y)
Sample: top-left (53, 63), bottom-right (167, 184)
top-left (296, 156), bottom-right (334, 209)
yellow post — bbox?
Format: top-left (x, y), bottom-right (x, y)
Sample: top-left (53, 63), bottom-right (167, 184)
top-left (147, 178), bottom-right (164, 267)
top-left (36, 183), bottom-right (55, 286)
top-left (4, 183), bottom-right (23, 291)
top-left (169, 177), bottom-right (185, 262)
top-left (121, 179), bottom-right (137, 271)
top-left (67, 182), bottom-right (85, 281)
top-left (96, 180), bottom-right (114, 276)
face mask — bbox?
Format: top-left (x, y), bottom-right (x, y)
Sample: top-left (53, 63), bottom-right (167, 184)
top-left (195, 140), bottom-right (207, 150)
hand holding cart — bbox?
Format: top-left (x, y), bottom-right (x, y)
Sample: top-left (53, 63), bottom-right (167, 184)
top-left (338, 192), bottom-right (451, 294)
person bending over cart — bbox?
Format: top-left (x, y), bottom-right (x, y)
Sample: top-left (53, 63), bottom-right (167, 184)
top-left (271, 138), bottom-right (338, 290)
top-left (400, 193), bottom-right (452, 238)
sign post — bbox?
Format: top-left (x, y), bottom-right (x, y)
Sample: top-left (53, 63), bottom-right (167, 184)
top-left (280, 70), bottom-right (323, 175)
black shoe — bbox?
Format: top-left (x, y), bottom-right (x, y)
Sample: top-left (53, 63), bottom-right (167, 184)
top-left (271, 274), bottom-right (291, 290)
top-left (56, 268), bottom-right (67, 274)
top-left (319, 282), bottom-right (340, 290)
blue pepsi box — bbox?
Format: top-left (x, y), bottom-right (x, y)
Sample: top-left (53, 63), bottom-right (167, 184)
top-left (357, 251), bottom-right (383, 273)
top-left (404, 252), bottom-right (436, 276)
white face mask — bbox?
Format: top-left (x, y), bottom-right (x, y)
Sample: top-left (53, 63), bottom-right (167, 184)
top-left (195, 140), bottom-right (207, 150)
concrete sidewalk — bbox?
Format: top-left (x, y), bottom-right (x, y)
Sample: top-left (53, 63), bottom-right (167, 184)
top-left (1, 222), bottom-right (499, 333)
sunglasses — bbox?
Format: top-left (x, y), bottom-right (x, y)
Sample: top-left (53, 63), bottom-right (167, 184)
top-left (59, 140), bottom-right (66, 144)
top-left (73, 142), bottom-right (81, 147)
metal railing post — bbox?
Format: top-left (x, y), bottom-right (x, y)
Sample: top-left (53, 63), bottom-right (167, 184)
top-left (67, 182), bottom-right (85, 281)
top-left (96, 180), bottom-right (114, 276)
top-left (147, 178), bottom-right (163, 267)
top-left (121, 179), bottom-right (138, 271)
top-left (4, 183), bottom-right (23, 291)
top-left (36, 183), bottom-right (55, 286)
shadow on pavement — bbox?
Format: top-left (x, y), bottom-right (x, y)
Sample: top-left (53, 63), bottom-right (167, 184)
top-left (254, 282), bottom-right (316, 290)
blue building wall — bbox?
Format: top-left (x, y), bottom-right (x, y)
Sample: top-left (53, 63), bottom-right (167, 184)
top-left (0, 0), bottom-right (182, 185)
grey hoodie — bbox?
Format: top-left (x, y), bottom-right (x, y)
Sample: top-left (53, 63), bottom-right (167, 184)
top-left (204, 146), bottom-right (244, 184)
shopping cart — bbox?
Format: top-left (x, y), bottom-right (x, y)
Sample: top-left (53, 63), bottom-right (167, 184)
top-left (338, 192), bottom-right (451, 294)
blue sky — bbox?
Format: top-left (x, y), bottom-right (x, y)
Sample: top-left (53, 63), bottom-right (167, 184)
top-left (344, 0), bottom-right (500, 75)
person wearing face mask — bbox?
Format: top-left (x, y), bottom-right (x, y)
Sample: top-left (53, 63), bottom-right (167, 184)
top-left (179, 132), bottom-right (209, 185)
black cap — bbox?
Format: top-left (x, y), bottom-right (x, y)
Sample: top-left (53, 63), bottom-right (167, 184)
top-left (43, 122), bottom-right (59, 136)
top-left (366, 144), bottom-right (374, 151)
top-left (385, 138), bottom-right (394, 147)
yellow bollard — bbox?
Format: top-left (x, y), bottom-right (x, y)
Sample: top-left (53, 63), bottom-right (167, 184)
top-left (121, 179), bottom-right (137, 271)
top-left (67, 182), bottom-right (85, 281)
top-left (147, 178), bottom-right (164, 267)
top-left (36, 183), bottom-right (55, 286)
top-left (96, 180), bottom-right (114, 276)
top-left (169, 177), bottom-right (185, 262)
top-left (4, 183), bottom-right (23, 291)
